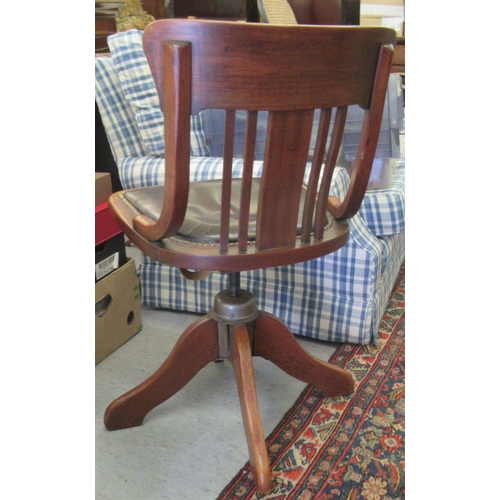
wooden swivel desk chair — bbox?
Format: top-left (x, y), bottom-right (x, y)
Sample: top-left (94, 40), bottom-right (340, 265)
top-left (104, 19), bottom-right (395, 494)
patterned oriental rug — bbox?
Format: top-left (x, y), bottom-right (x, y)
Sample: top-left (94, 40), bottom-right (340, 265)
top-left (217, 264), bottom-right (405, 500)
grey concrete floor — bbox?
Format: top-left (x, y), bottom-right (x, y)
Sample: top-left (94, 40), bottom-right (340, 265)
top-left (95, 246), bottom-right (338, 500)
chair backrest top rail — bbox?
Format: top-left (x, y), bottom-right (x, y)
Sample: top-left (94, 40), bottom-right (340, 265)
top-left (143, 19), bottom-right (396, 114)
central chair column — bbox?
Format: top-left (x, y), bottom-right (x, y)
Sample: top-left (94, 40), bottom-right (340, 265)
top-left (211, 273), bottom-right (260, 358)
top-left (210, 272), bottom-right (272, 494)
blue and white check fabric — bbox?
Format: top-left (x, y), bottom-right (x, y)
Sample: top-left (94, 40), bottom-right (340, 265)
top-left (360, 160), bottom-right (405, 235)
top-left (106, 30), bottom-right (209, 158)
top-left (94, 42), bottom-right (406, 345)
top-left (95, 56), bottom-right (149, 161)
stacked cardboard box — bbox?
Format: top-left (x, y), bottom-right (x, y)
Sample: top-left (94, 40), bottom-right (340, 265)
top-left (95, 173), bottom-right (127, 282)
top-left (95, 258), bottom-right (142, 364)
top-left (95, 173), bottom-right (142, 364)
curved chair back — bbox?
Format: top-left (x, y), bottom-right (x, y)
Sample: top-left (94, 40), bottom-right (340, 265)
top-left (114, 20), bottom-right (395, 272)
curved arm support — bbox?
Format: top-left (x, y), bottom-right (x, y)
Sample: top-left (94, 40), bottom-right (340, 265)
top-left (330, 43), bottom-right (394, 220)
top-left (133, 40), bottom-right (192, 241)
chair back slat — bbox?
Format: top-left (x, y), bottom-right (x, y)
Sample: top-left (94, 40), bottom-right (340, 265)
top-left (301, 108), bottom-right (332, 244)
top-left (219, 110), bottom-right (236, 253)
top-left (314, 106), bottom-right (347, 239)
top-left (256, 109), bottom-right (313, 251)
top-left (238, 110), bottom-right (259, 252)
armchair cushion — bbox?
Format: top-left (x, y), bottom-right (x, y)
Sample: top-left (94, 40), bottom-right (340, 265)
top-left (95, 56), bottom-right (149, 161)
top-left (108, 30), bottom-right (209, 158)
top-left (359, 161), bottom-right (405, 235)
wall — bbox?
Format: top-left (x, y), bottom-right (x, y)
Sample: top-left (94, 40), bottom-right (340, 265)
top-left (360, 0), bottom-right (405, 37)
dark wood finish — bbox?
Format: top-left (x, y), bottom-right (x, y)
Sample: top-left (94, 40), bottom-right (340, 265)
top-left (257, 109), bottom-right (313, 250)
top-left (109, 20), bottom-right (394, 271)
top-left (141, 0), bottom-right (165, 20)
top-left (144, 21), bottom-right (390, 114)
top-left (287, 0), bottom-right (359, 26)
top-left (105, 19), bottom-right (394, 494)
top-left (105, 309), bottom-right (354, 493)
top-left (95, 17), bottom-right (117, 53)
top-left (95, 2), bottom-right (121, 53)
top-left (104, 315), bottom-right (219, 430)
top-left (104, 304), bottom-right (354, 494)
top-left (132, 40), bottom-right (192, 241)
top-left (254, 312), bottom-right (354, 395)
top-left (314, 106), bottom-right (347, 238)
top-left (238, 110), bottom-right (258, 251)
top-left (172, 0), bottom-right (259, 21)
top-left (231, 324), bottom-right (272, 494)
top-left (329, 43), bottom-right (394, 219)
top-left (220, 110), bottom-right (236, 253)
top-left (301, 108), bottom-right (331, 242)
top-left (288, 0), bottom-right (342, 25)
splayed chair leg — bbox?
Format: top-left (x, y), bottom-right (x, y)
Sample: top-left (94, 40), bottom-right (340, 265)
top-left (230, 324), bottom-right (272, 494)
top-left (104, 315), bottom-right (219, 430)
top-left (253, 311), bottom-right (355, 397)
top-left (103, 282), bottom-right (352, 496)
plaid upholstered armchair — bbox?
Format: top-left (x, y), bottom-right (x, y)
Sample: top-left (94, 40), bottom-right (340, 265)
top-left (95, 29), bottom-right (405, 345)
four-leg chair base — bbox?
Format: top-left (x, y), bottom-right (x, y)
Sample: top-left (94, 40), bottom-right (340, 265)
top-left (104, 289), bottom-right (354, 495)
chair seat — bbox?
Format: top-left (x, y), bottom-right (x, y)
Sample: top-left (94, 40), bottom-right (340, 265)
top-left (124, 179), bottom-right (334, 244)
top-left (111, 180), bottom-right (350, 273)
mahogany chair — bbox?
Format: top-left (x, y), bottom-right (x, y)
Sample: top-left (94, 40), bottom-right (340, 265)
top-left (104, 19), bottom-right (395, 494)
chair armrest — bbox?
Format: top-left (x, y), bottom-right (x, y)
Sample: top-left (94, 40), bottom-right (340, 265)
top-left (329, 43), bottom-right (394, 220)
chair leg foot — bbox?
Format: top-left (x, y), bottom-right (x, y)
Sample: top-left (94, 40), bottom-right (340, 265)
top-left (230, 324), bottom-right (272, 495)
top-left (253, 311), bottom-right (355, 397)
top-left (104, 315), bottom-right (219, 431)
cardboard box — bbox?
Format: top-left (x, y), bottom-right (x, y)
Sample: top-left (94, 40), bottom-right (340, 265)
top-left (95, 173), bottom-right (126, 281)
top-left (95, 258), bottom-right (142, 364)
top-left (95, 172), bottom-right (112, 206)
top-left (95, 232), bottom-right (127, 282)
